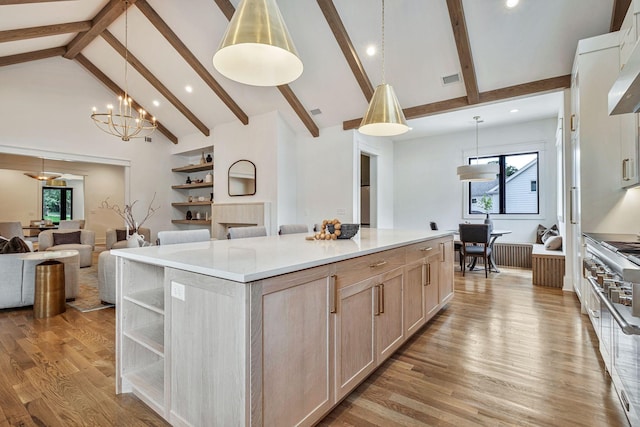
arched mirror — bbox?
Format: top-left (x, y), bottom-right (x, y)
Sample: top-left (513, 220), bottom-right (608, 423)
top-left (228, 160), bottom-right (256, 196)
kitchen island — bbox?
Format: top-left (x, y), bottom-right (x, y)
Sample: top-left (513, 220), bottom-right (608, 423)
top-left (113, 228), bottom-right (454, 426)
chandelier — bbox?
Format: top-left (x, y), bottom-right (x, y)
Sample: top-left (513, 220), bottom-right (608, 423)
top-left (91, 0), bottom-right (156, 141)
top-left (457, 116), bottom-right (499, 181)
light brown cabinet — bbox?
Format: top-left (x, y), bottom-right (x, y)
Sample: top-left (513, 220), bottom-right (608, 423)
top-left (439, 239), bottom-right (454, 306)
top-left (404, 259), bottom-right (426, 336)
top-left (375, 267), bottom-right (404, 362)
top-left (425, 251), bottom-right (441, 321)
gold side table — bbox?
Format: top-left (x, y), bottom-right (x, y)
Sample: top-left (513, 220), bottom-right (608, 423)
top-left (34, 260), bottom-right (66, 318)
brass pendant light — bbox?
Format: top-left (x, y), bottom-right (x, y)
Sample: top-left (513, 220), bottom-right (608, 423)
top-left (457, 116), bottom-right (499, 181)
top-left (213, 0), bottom-right (303, 87)
top-left (24, 158), bottom-right (60, 182)
top-left (358, 0), bottom-right (409, 137)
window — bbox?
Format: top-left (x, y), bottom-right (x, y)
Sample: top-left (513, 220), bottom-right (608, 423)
top-left (42, 186), bottom-right (73, 224)
top-left (468, 152), bottom-right (539, 215)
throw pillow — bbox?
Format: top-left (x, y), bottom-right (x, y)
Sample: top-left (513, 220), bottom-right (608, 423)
top-left (544, 235), bottom-right (563, 251)
top-left (116, 229), bottom-right (128, 242)
top-left (0, 236), bottom-right (31, 253)
top-left (53, 230), bottom-right (81, 246)
top-left (540, 224), bottom-right (559, 244)
top-left (535, 224), bottom-right (546, 244)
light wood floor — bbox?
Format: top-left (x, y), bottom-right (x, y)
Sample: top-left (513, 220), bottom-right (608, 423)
top-left (0, 268), bottom-right (628, 426)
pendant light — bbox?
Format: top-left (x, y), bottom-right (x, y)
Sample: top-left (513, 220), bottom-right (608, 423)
top-left (213, 0), bottom-right (303, 87)
top-left (24, 158), bottom-right (60, 181)
top-left (358, 0), bottom-right (409, 137)
top-left (457, 116), bottom-right (499, 181)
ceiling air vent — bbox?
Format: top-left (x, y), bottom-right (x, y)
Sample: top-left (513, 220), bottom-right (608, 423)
top-left (309, 108), bottom-right (322, 116)
top-left (442, 73), bottom-right (461, 85)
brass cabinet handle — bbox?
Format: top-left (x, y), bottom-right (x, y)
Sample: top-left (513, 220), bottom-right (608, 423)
top-left (374, 285), bottom-right (381, 316)
top-left (623, 158), bottom-right (630, 181)
top-left (379, 283), bottom-right (385, 314)
top-left (369, 260), bottom-right (388, 268)
top-left (419, 247), bottom-right (433, 252)
top-left (329, 275), bottom-right (337, 314)
top-left (440, 242), bottom-right (444, 262)
top-left (427, 263), bottom-right (431, 285)
top-left (423, 262), bottom-right (428, 286)
top-left (570, 114), bottom-right (576, 131)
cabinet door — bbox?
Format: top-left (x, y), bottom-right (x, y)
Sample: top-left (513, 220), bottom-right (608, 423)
top-left (620, 113), bottom-right (639, 188)
top-left (334, 277), bottom-right (376, 401)
top-left (376, 268), bottom-right (404, 363)
top-left (425, 253), bottom-right (440, 321)
top-left (439, 240), bottom-right (454, 306)
top-left (262, 273), bottom-right (333, 427)
top-left (404, 259), bottom-right (425, 336)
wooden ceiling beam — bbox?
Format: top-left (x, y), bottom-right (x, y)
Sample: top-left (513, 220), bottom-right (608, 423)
top-left (213, 0), bottom-right (320, 137)
top-left (343, 75), bottom-right (571, 131)
top-left (611, 0), bottom-right (632, 32)
top-left (317, 0), bottom-right (374, 101)
top-left (101, 30), bottom-right (210, 137)
top-left (0, 46), bottom-right (65, 67)
top-left (75, 53), bottom-right (178, 144)
top-left (446, 0), bottom-right (479, 105)
top-left (64, 0), bottom-right (135, 59)
top-left (135, 0), bottom-right (248, 126)
top-left (0, 21), bottom-right (91, 43)
top-left (0, 0), bottom-right (71, 4)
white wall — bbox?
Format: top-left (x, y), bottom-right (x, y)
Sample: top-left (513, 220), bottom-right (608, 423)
top-left (0, 57), bottom-right (173, 243)
top-left (276, 112), bottom-right (298, 227)
top-left (394, 118), bottom-right (558, 243)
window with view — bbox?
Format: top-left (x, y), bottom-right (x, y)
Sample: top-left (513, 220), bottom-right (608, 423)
top-left (468, 152), bottom-right (539, 215)
top-left (42, 186), bottom-right (73, 224)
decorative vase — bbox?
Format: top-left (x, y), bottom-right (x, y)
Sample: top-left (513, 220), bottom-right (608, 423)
top-left (210, 192), bottom-right (214, 202)
top-left (186, 176), bottom-right (191, 184)
top-left (200, 152), bottom-right (206, 164)
top-left (186, 210), bottom-right (193, 220)
top-left (127, 232), bottom-right (145, 248)
top-left (206, 154), bottom-right (212, 163)
top-left (484, 213), bottom-right (493, 231)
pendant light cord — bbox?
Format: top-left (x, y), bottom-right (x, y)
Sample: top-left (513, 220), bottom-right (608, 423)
top-left (124, 0), bottom-right (129, 99)
top-left (474, 115), bottom-right (481, 163)
top-left (381, 0), bottom-right (385, 84)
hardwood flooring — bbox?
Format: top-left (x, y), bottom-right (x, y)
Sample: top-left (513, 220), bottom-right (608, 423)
top-left (321, 268), bottom-right (629, 427)
top-left (0, 267), bottom-right (628, 426)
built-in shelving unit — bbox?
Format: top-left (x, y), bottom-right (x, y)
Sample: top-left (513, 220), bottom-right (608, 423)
top-left (171, 148), bottom-right (213, 226)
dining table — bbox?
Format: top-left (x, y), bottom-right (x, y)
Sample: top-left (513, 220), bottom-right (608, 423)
top-left (454, 229), bottom-right (512, 273)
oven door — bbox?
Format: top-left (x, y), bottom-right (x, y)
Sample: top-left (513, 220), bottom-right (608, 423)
top-left (612, 322), bottom-right (640, 426)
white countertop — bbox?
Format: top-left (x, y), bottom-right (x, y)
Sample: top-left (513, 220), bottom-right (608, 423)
top-left (111, 228), bottom-right (453, 283)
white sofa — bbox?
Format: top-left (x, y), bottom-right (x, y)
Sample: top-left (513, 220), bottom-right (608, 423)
top-left (38, 229), bottom-right (95, 267)
top-left (0, 252), bottom-right (80, 309)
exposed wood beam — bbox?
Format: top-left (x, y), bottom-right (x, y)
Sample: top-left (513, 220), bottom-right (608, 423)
top-left (478, 75), bottom-right (570, 104)
top-left (343, 75), bottom-right (571, 131)
top-left (0, 21), bottom-right (91, 43)
top-left (0, 0), bottom-right (71, 4)
top-left (213, 0), bottom-right (320, 137)
top-left (64, 0), bottom-right (136, 59)
top-left (101, 30), bottom-right (210, 137)
top-left (317, 0), bottom-right (374, 101)
top-left (446, 0), bottom-right (479, 105)
top-left (0, 46), bottom-right (65, 67)
top-left (135, 0), bottom-right (248, 125)
top-left (611, 0), bottom-right (632, 32)
top-left (75, 54), bottom-right (178, 144)
top-left (277, 85), bottom-right (320, 137)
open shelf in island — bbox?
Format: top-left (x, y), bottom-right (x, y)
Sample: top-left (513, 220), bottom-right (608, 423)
top-left (125, 360), bottom-right (165, 416)
top-left (124, 288), bottom-right (164, 314)
top-left (123, 323), bottom-right (164, 356)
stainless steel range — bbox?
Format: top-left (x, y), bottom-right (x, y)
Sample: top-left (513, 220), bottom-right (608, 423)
top-left (583, 233), bottom-right (640, 427)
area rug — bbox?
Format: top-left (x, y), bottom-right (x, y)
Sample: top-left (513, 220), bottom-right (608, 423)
top-left (67, 251), bottom-right (115, 312)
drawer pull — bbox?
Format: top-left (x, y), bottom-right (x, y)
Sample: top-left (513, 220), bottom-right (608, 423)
top-left (374, 285), bottom-right (381, 316)
top-left (379, 283), bottom-right (385, 314)
top-left (369, 260), bottom-right (388, 268)
top-left (420, 247), bottom-right (433, 252)
top-left (427, 263), bottom-right (431, 285)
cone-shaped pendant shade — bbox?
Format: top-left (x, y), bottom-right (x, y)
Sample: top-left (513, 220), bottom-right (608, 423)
top-left (359, 84), bottom-right (409, 136)
top-left (213, 0), bottom-right (303, 87)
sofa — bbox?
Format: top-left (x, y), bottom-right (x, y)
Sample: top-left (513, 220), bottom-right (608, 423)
top-left (0, 251), bottom-right (80, 309)
top-left (38, 229), bottom-right (95, 267)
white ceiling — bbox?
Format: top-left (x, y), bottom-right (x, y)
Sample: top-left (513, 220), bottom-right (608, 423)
top-left (0, 0), bottom-right (614, 142)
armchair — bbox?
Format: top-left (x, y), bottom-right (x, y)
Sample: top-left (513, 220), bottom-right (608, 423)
top-left (39, 229), bottom-right (95, 267)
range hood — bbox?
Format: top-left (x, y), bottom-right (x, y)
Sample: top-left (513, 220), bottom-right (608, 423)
top-left (609, 42), bottom-right (640, 115)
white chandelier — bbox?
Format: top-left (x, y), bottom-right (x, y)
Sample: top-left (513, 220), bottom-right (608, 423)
top-left (457, 116), bottom-right (499, 181)
top-left (91, 0), bottom-right (156, 142)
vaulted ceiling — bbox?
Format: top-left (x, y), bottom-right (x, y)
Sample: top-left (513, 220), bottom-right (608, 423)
top-left (0, 0), bottom-right (628, 143)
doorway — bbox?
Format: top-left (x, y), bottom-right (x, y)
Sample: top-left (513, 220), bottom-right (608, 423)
top-left (42, 186), bottom-right (73, 224)
top-left (360, 153), bottom-right (377, 228)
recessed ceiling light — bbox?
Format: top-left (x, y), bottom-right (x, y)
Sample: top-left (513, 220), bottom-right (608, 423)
top-left (510, 109), bottom-right (519, 113)
top-left (366, 45), bottom-right (376, 56)
top-left (506, 0), bottom-right (519, 8)
top-left (185, 85), bottom-right (193, 93)
top-left (152, 100), bottom-right (160, 107)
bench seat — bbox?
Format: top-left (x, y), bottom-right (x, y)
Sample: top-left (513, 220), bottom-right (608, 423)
top-left (532, 243), bottom-right (565, 288)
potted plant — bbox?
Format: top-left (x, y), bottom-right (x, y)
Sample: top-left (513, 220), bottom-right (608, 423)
top-left (479, 194), bottom-right (493, 229)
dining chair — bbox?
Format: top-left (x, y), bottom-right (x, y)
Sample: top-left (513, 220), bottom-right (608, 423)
top-left (278, 224), bottom-right (308, 235)
top-left (459, 224), bottom-right (492, 278)
top-left (58, 220), bottom-right (84, 229)
top-left (157, 229), bottom-right (211, 245)
top-left (227, 226), bottom-right (267, 239)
